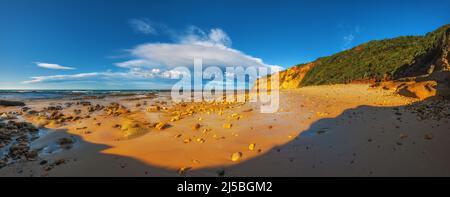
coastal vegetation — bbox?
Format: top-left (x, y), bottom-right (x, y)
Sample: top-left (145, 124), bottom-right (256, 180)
top-left (273, 24), bottom-right (450, 87)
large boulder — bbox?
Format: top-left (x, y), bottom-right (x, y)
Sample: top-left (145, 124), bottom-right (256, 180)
top-left (431, 71), bottom-right (450, 99)
top-left (104, 102), bottom-right (129, 116)
top-left (398, 81), bottom-right (437, 100)
top-left (119, 118), bottom-right (149, 139)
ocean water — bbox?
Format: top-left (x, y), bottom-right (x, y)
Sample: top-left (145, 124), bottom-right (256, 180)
top-left (0, 90), bottom-right (166, 100)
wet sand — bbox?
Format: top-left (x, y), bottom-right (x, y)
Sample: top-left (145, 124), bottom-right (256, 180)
top-left (0, 84), bottom-right (449, 176)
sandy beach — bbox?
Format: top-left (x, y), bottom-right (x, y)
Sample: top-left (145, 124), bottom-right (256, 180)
top-left (1, 84), bottom-right (448, 177)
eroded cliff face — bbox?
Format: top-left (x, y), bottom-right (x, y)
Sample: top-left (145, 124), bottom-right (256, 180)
top-left (254, 62), bottom-right (315, 90)
top-left (278, 62), bottom-right (316, 89)
top-left (424, 29), bottom-right (450, 99)
top-left (393, 27), bottom-right (450, 99)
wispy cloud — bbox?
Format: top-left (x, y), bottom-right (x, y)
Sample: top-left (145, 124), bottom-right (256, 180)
top-left (23, 72), bottom-right (101, 84)
top-left (342, 33), bottom-right (355, 48)
top-left (341, 26), bottom-right (360, 50)
top-left (22, 68), bottom-right (178, 84)
top-left (178, 26), bottom-right (232, 47)
top-left (129, 19), bottom-right (157, 35)
top-left (35, 62), bottom-right (75, 70)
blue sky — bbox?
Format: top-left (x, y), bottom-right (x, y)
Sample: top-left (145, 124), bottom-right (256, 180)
top-left (0, 0), bottom-right (449, 89)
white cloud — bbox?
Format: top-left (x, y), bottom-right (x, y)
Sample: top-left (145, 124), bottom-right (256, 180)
top-left (129, 19), bottom-right (157, 35)
top-left (160, 69), bottom-right (191, 79)
top-left (22, 68), bottom-right (178, 84)
top-left (35, 62), bottom-right (75, 70)
top-left (124, 43), bottom-right (273, 68)
top-left (208, 29), bottom-right (232, 47)
top-left (178, 26), bottom-right (232, 47)
top-left (151, 68), bottom-right (161, 74)
top-left (25, 26), bottom-right (280, 86)
top-left (116, 27), bottom-right (275, 69)
top-left (23, 72), bottom-right (100, 84)
top-left (22, 71), bottom-right (156, 84)
top-left (115, 59), bottom-right (155, 68)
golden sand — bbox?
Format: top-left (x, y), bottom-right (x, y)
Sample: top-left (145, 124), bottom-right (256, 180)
top-left (1, 84), bottom-right (449, 176)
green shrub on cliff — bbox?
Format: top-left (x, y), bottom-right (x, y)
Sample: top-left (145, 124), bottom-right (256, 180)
top-left (299, 24), bottom-right (449, 86)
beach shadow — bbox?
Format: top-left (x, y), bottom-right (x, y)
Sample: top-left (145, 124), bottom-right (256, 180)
top-left (1, 128), bottom-right (176, 177)
top-left (189, 98), bottom-right (450, 177)
top-left (3, 97), bottom-right (449, 177)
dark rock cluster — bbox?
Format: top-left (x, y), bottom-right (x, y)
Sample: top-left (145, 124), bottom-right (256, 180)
top-left (406, 99), bottom-right (450, 121)
top-left (0, 121), bottom-right (40, 168)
